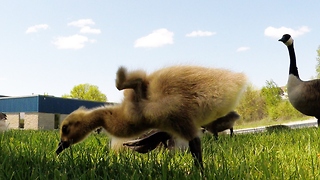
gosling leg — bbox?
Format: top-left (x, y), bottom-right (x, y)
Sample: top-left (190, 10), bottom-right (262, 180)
top-left (188, 137), bottom-right (203, 169)
top-left (230, 128), bottom-right (234, 137)
top-left (123, 131), bottom-right (171, 153)
top-left (213, 132), bottom-right (219, 140)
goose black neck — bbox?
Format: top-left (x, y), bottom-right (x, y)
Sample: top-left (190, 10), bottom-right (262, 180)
top-left (287, 44), bottom-right (299, 78)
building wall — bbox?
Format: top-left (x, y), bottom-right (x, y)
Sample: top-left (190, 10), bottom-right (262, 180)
top-left (6, 113), bottom-right (19, 129)
top-left (60, 114), bottom-right (68, 126)
top-left (0, 120), bottom-right (8, 132)
top-left (5, 112), bottom-right (68, 130)
top-left (38, 113), bottom-right (54, 130)
top-left (0, 95), bottom-right (111, 114)
top-left (1, 95), bottom-right (113, 130)
top-left (24, 113), bottom-right (39, 130)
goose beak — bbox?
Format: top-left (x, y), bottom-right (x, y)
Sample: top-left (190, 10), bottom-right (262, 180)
top-left (56, 140), bottom-right (71, 155)
top-left (278, 38), bottom-right (284, 42)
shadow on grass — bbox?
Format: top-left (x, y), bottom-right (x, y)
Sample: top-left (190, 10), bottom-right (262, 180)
top-left (266, 125), bottom-right (291, 133)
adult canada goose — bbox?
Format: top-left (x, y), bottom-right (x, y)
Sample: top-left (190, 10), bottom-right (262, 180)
top-left (279, 34), bottom-right (320, 126)
top-left (56, 65), bottom-right (247, 169)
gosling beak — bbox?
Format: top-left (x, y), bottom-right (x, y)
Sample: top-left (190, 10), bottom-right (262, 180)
top-left (56, 141), bottom-right (71, 155)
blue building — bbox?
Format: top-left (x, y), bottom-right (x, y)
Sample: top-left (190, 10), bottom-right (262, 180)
top-left (0, 95), bottom-right (114, 130)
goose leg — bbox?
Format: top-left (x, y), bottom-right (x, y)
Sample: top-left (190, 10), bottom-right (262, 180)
top-left (123, 131), bottom-right (172, 153)
top-left (188, 137), bottom-right (203, 169)
top-left (213, 132), bottom-right (219, 140)
top-left (116, 67), bottom-right (148, 102)
top-left (116, 78), bottom-right (143, 91)
top-left (230, 128), bottom-right (234, 137)
top-left (117, 78), bottom-right (147, 102)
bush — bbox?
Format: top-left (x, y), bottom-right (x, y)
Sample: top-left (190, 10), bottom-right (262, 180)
top-left (236, 80), bottom-right (306, 124)
top-left (270, 100), bottom-right (305, 120)
top-left (236, 84), bottom-right (267, 123)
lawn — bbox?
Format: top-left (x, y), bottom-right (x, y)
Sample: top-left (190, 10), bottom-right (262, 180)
top-left (1, 128), bottom-right (320, 179)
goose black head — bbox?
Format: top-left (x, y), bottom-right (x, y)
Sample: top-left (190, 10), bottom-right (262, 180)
top-left (56, 108), bottom-right (88, 155)
top-left (279, 34), bottom-right (293, 46)
top-left (56, 124), bottom-right (73, 155)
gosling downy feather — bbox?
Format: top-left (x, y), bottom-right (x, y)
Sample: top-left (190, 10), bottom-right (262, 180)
top-left (56, 65), bottom-right (248, 168)
top-left (279, 34), bottom-right (320, 126)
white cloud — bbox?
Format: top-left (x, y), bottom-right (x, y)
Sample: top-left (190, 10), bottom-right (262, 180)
top-left (26, 24), bottom-right (49, 34)
top-left (68, 19), bottom-right (101, 34)
top-left (236, 47), bottom-right (250, 52)
top-left (52, 34), bottom-right (95, 50)
top-left (68, 19), bottom-right (95, 27)
top-left (134, 28), bottom-right (174, 48)
top-left (0, 77), bottom-right (7, 81)
top-left (80, 26), bottom-right (101, 34)
top-left (264, 26), bottom-right (310, 38)
top-left (186, 30), bottom-right (216, 37)
top-left (52, 19), bottom-right (100, 50)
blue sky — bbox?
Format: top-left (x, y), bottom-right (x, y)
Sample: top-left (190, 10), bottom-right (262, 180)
top-left (1, 1), bottom-right (320, 103)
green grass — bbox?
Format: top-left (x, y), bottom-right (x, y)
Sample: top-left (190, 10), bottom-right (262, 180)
top-left (1, 128), bottom-right (320, 179)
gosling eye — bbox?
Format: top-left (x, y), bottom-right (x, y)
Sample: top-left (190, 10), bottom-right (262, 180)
top-left (62, 125), bottom-right (69, 134)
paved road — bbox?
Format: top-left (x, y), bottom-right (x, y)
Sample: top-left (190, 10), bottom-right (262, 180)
top-left (234, 118), bottom-right (318, 134)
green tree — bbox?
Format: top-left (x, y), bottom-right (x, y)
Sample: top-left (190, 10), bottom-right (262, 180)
top-left (260, 80), bottom-right (282, 107)
top-left (316, 46), bottom-right (320, 78)
top-left (236, 84), bottom-right (267, 123)
top-left (259, 80), bottom-right (304, 120)
top-left (62, 83), bottom-right (107, 102)
top-left (260, 80), bottom-right (283, 119)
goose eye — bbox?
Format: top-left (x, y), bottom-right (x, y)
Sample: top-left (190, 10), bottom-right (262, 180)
top-left (62, 125), bottom-right (69, 134)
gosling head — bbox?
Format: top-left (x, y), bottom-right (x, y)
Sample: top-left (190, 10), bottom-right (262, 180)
top-left (228, 111), bottom-right (240, 120)
top-left (56, 108), bottom-right (90, 155)
top-left (279, 34), bottom-right (293, 46)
